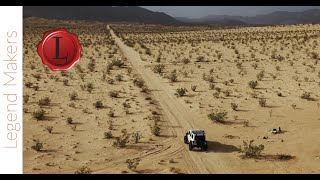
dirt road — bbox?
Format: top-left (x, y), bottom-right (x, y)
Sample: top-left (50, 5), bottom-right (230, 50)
top-left (108, 26), bottom-right (239, 174)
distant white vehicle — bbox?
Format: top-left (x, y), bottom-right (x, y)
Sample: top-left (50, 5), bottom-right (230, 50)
top-left (184, 129), bottom-right (208, 151)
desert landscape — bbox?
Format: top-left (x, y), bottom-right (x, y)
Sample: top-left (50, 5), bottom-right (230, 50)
top-left (24, 17), bottom-right (320, 174)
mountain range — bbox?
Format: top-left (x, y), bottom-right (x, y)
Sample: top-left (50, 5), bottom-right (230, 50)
top-left (24, 6), bottom-right (320, 26)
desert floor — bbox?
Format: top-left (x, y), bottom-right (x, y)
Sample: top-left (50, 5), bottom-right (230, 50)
top-left (24, 18), bottom-right (320, 173)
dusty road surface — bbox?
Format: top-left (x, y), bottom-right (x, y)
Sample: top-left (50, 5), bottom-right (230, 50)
top-left (109, 25), bottom-right (242, 174)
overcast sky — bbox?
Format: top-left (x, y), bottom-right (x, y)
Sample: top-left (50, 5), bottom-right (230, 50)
top-left (141, 6), bottom-right (320, 18)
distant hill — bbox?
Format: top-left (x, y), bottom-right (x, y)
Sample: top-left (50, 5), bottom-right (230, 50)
top-left (177, 9), bottom-right (320, 25)
top-left (24, 7), bottom-right (320, 26)
top-left (23, 6), bottom-right (181, 25)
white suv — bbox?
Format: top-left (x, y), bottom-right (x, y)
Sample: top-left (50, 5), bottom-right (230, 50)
top-left (184, 129), bottom-right (208, 151)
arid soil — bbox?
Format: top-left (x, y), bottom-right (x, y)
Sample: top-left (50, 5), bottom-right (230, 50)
top-left (24, 18), bottom-right (320, 174)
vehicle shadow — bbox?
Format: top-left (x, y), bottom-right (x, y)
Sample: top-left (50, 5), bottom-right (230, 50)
top-left (206, 141), bottom-right (240, 153)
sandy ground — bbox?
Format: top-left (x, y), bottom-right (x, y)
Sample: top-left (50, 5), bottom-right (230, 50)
top-left (24, 18), bottom-right (320, 174)
top-left (111, 23), bottom-right (320, 173)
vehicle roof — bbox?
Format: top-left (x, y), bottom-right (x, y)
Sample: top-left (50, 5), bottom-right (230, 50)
top-left (190, 129), bottom-right (205, 135)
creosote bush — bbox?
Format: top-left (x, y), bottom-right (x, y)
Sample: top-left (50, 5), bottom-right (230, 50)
top-left (176, 87), bottom-right (188, 97)
top-left (69, 92), bottom-right (78, 101)
top-left (126, 158), bottom-right (141, 172)
top-left (259, 98), bottom-right (266, 107)
top-left (153, 64), bottom-right (165, 74)
top-left (113, 134), bottom-right (129, 148)
top-left (33, 109), bottom-right (45, 120)
top-left (240, 140), bottom-right (264, 158)
top-left (31, 140), bottom-right (43, 152)
top-left (208, 111), bottom-right (228, 123)
top-left (231, 103), bottom-right (238, 111)
top-left (38, 97), bottom-right (51, 106)
top-left (248, 80), bottom-right (258, 89)
top-left (75, 166), bottom-right (92, 174)
top-left (104, 131), bottom-right (113, 139)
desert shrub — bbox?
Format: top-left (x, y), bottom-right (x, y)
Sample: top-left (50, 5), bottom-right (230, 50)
top-left (38, 97), bottom-right (51, 106)
top-left (71, 125), bottom-right (77, 131)
top-left (153, 64), bottom-right (165, 74)
top-left (182, 58), bottom-right (190, 64)
top-left (132, 132), bottom-right (142, 143)
top-left (46, 126), bottom-right (53, 133)
top-left (75, 64), bottom-right (84, 73)
top-left (115, 74), bottom-right (123, 81)
top-left (209, 83), bottom-right (215, 90)
top-left (196, 56), bottom-right (205, 62)
top-left (104, 131), bottom-right (113, 139)
top-left (133, 78), bottom-right (145, 88)
top-left (240, 140), bottom-right (264, 158)
top-left (107, 78), bottom-right (114, 84)
top-left (229, 79), bottom-right (234, 83)
top-left (223, 90), bottom-right (231, 97)
top-left (113, 134), bottom-right (129, 148)
top-left (270, 73), bottom-right (277, 80)
top-left (75, 166), bottom-right (92, 174)
top-left (223, 81), bottom-right (229, 86)
top-left (32, 73), bottom-right (41, 81)
top-left (259, 98), bottom-right (266, 107)
top-left (248, 81), bottom-right (258, 89)
top-left (63, 79), bottom-right (69, 86)
top-left (108, 110), bottom-right (115, 117)
top-left (208, 111), bottom-right (228, 123)
top-left (275, 66), bottom-right (281, 71)
top-left (23, 95), bottom-right (30, 104)
top-left (256, 70), bottom-right (265, 81)
top-left (33, 109), bottom-right (45, 120)
top-left (81, 83), bottom-right (94, 93)
top-left (168, 70), bottom-right (178, 82)
top-left (236, 62), bottom-right (242, 69)
top-left (191, 85), bottom-right (197, 92)
top-left (109, 91), bottom-right (119, 98)
top-left (126, 158), bottom-right (141, 172)
top-left (213, 92), bottom-right (220, 98)
top-left (231, 103), bottom-right (238, 111)
top-left (88, 60), bottom-right (96, 72)
top-left (176, 88), bottom-right (188, 97)
top-left (94, 101), bottom-right (104, 108)
top-left (151, 124), bottom-right (160, 136)
top-left (252, 63), bottom-right (258, 69)
top-left (203, 74), bottom-right (215, 83)
top-left (215, 87), bottom-right (221, 92)
top-left (67, 117), bottom-right (73, 124)
top-left (25, 81), bottom-right (33, 88)
top-left (300, 92), bottom-right (313, 101)
top-left (61, 71), bottom-right (69, 77)
top-left (31, 140), bottom-right (43, 152)
top-left (69, 92), bottom-right (78, 101)
top-left (243, 120), bottom-right (249, 127)
top-left (122, 102), bottom-right (131, 108)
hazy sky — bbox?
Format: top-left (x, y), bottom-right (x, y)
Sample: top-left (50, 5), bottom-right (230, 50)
top-left (141, 6), bottom-right (320, 18)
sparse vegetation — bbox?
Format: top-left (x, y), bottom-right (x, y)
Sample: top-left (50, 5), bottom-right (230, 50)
top-left (69, 92), bottom-right (78, 101)
top-left (208, 111), bottom-right (228, 123)
top-left (31, 140), bottom-right (43, 152)
top-left (75, 166), bottom-right (92, 174)
top-left (176, 87), bottom-right (188, 97)
top-left (240, 140), bottom-right (264, 158)
top-left (248, 80), bottom-right (258, 89)
top-left (126, 158), bottom-right (141, 172)
top-left (33, 109), bottom-right (45, 120)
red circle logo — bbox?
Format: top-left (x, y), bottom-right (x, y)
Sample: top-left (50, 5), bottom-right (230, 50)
top-left (37, 28), bottom-right (81, 71)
